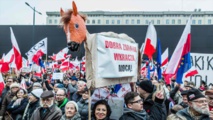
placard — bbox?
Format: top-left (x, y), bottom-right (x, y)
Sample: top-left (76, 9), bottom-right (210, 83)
top-left (97, 35), bottom-right (138, 78)
top-left (52, 73), bottom-right (64, 80)
top-left (21, 67), bottom-right (31, 73)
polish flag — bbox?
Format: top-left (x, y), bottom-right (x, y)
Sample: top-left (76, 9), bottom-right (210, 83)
top-left (143, 22), bottom-right (157, 59)
top-left (60, 58), bottom-right (74, 72)
top-left (55, 47), bottom-right (69, 61)
top-left (0, 49), bottom-right (14, 73)
top-left (185, 66), bottom-right (198, 78)
top-left (0, 73), bottom-right (5, 95)
top-left (161, 48), bottom-right (169, 67)
top-left (165, 17), bottom-right (192, 84)
top-left (140, 64), bottom-right (147, 76)
top-left (10, 28), bottom-right (22, 70)
top-left (32, 50), bottom-right (45, 65)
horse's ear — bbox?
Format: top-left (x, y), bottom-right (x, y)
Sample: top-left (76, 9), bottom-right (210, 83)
top-left (72, 1), bottom-right (78, 16)
top-left (60, 8), bottom-right (64, 16)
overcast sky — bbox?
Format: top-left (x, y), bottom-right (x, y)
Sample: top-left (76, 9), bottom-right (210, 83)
top-left (0, 0), bottom-right (213, 25)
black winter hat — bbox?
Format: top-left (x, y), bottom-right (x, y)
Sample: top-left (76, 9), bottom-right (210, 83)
top-left (136, 80), bottom-right (154, 93)
top-left (187, 88), bottom-right (205, 101)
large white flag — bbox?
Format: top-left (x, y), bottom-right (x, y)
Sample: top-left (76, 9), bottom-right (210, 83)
top-left (25, 38), bottom-right (47, 59)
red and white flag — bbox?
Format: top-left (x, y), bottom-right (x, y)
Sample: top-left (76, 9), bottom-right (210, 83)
top-left (60, 58), bottom-right (74, 72)
top-left (25, 38), bottom-right (47, 64)
top-left (10, 27), bottom-right (22, 70)
top-left (0, 49), bottom-right (15, 73)
top-left (0, 73), bottom-right (5, 95)
top-left (55, 47), bottom-right (69, 61)
top-left (185, 66), bottom-right (198, 78)
top-left (161, 48), bottom-right (169, 67)
top-left (143, 22), bottom-right (157, 59)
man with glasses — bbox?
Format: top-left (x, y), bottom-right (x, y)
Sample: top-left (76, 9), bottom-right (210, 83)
top-left (56, 88), bottom-right (69, 114)
top-left (176, 88), bottom-right (210, 120)
top-left (119, 92), bottom-right (147, 120)
top-left (30, 91), bottom-right (62, 120)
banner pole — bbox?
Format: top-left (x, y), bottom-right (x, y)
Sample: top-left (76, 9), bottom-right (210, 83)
top-left (88, 89), bottom-right (91, 120)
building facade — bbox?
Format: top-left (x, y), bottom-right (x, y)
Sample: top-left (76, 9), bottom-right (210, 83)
top-left (46, 10), bottom-right (213, 25)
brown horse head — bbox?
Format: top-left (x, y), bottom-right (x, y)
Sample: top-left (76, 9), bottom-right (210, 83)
top-left (60, 1), bottom-right (87, 51)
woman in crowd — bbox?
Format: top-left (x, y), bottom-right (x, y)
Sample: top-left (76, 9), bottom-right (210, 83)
top-left (91, 99), bottom-right (112, 120)
top-left (60, 101), bottom-right (81, 120)
top-left (7, 88), bottom-right (28, 120)
top-left (77, 89), bottom-right (89, 120)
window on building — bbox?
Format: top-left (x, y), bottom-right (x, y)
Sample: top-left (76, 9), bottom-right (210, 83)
top-left (49, 19), bottom-right (52, 24)
top-left (137, 19), bottom-right (140, 24)
top-left (87, 20), bottom-right (90, 24)
top-left (208, 19), bottom-right (211, 24)
top-left (166, 19), bottom-right (169, 24)
top-left (54, 19), bottom-right (57, 24)
top-left (146, 20), bottom-right (149, 24)
top-left (192, 20), bottom-right (196, 24)
top-left (131, 19), bottom-right (134, 24)
top-left (157, 20), bottom-right (160, 24)
top-left (117, 20), bottom-right (120, 24)
top-left (172, 19), bottom-right (175, 24)
top-left (98, 19), bottom-right (101, 24)
top-left (126, 20), bottom-right (129, 24)
top-left (106, 20), bottom-right (109, 24)
top-left (178, 19), bottom-right (181, 24)
top-left (112, 20), bottom-right (115, 24)
top-left (92, 20), bottom-right (95, 24)
top-left (198, 20), bottom-right (202, 24)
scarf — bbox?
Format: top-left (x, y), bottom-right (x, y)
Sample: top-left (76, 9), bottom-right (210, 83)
top-left (59, 98), bottom-right (68, 108)
top-left (123, 108), bottom-right (147, 120)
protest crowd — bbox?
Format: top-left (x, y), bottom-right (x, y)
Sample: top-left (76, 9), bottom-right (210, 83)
top-left (0, 57), bottom-right (212, 120)
top-left (0, 2), bottom-right (213, 119)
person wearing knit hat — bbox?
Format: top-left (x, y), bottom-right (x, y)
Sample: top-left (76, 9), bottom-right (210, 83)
top-left (32, 82), bottom-right (42, 90)
top-left (136, 80), bottom-right (167, 120)
top-left (179, 90), bottom-right (189, 108)
top-left (10, 82), bottom-right (20, 89)
top-left (176, 88), bottom-right (210, 120)
top-left (23, 88), bottom-right (43, 120)
top-left (205, 90), bottom-right (213, 111)
top-left (60, 101), bottom-right (81, 120)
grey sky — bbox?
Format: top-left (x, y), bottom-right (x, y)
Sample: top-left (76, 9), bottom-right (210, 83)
top-left (0, 0), bottom-right (213, 25)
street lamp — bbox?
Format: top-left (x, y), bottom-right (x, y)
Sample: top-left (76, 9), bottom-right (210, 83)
top-left (25, 2), bottom-right (42, 46)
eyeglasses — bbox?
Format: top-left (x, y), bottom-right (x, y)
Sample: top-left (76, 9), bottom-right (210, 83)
top-left (192, 100), bottom-right (208, 104)
top-left (130, 99), bottom-right (143, 104)
top-left (56, 94), bottom-right (65, 96)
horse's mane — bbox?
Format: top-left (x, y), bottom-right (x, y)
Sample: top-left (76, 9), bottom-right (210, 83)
top-left (60, 9), bottom-right (87, 27)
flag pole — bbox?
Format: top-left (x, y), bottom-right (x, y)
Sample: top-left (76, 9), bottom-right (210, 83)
top-left (88, 89), bottom-right (91, 120)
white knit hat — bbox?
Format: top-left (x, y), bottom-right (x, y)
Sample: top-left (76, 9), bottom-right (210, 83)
top-left (10, 83), bottom-right (20, 89)
top-left (66, 101), bottom-right (78, 112)
top-left (31, 88), bottom-right (43, 99)
top-left (33, 82), bottom-right (42, 88)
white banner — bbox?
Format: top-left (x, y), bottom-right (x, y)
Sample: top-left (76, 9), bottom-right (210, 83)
top-left (97, 35), bottom-right (138, 78)
top-left (184, 53), bottom-right (213, 88)
top-left (25, 38), bottom-right (47, 57)
top-left (52, 73), bottom-right (64, 80)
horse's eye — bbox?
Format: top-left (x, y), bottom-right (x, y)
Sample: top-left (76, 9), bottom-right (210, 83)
top-left (74, 23), bottom-right (79, 29)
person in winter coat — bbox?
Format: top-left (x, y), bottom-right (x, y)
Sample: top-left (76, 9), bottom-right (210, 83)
top-left (68, 76), bottom-right (78, 100)
top-left (30, 90), bottom-right (62, 120)
top-left (56, 88), bottom-right (69, 114)
top-left (7, 88), bottom-right (28, 120)
top-left (136, 80), bottom-right (167, 120)
top-left (176, 88), bottom-right (210, 120)
top-left (22, 88), bottom-right (43, 120)
top-left (119, 92), bottom-right (148, 120)
top-left (72, 81), bottom-right (86, 102)
top-left (60, 101), bottom-right (81, 120)
top-left (91, 99), bottom-right (112, 120)
top-left (77, 89), bottom-right (89, 120)
top-left (0, 82), bottom-right (20, 120)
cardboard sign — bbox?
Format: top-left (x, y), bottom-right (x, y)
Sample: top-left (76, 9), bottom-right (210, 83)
top-left (52, 73), bottom-right (64, 80)
top-left (97, 35), bottom-right (138, 78)
top-left (85, 32), bottom-right (138, 88)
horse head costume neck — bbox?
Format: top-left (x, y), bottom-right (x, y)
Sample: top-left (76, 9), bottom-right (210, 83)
top-left (60, 1), bottom-right (87, 51)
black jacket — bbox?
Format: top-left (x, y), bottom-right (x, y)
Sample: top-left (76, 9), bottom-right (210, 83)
top-left (143, 94), bottom-right (167, 120)
top-left (119, 108), bottom-right (147, 120)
